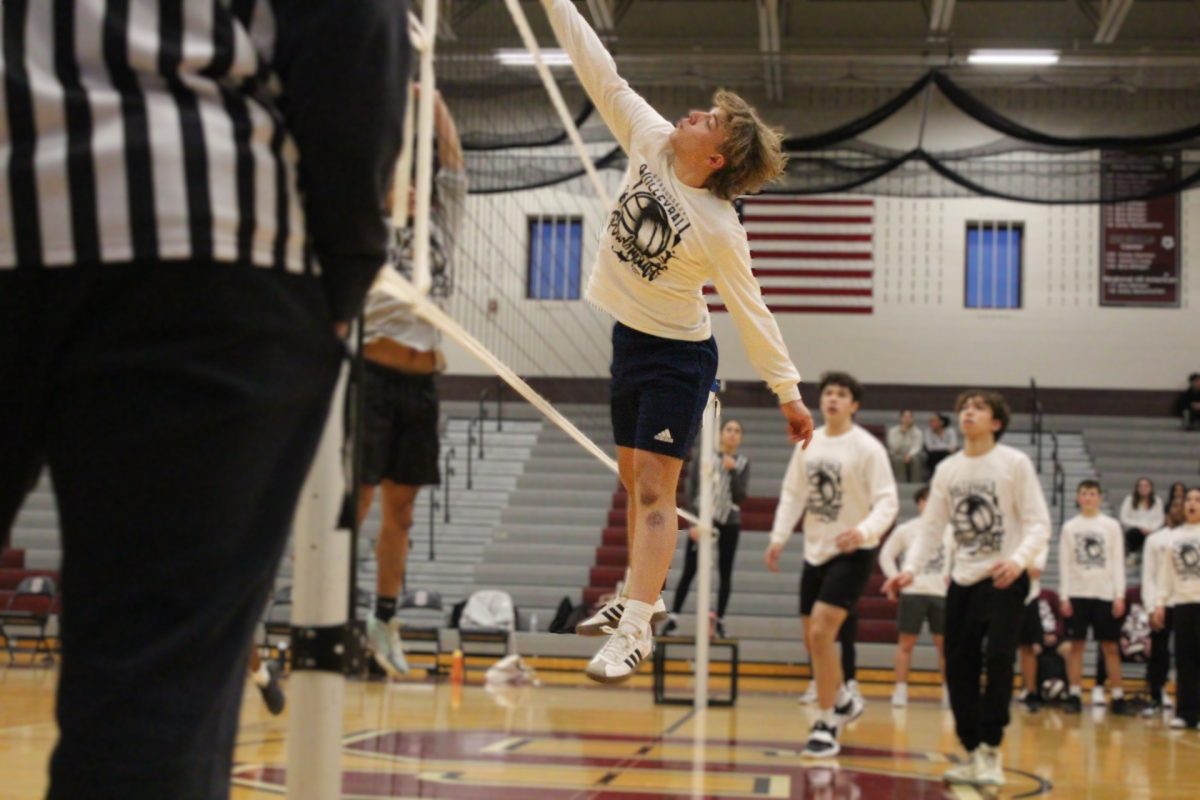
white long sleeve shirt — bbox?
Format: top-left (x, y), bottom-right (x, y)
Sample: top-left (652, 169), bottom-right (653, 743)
top-left (1027, 541), bottom-right (1050, 604)
top-left (769, 425), bottom-right (899, 566)
top-left (886, 425), bottom-right (923, 460)
top-left (1058, 513), bottom-right (1125, 601)
top-left (902, 444), bottom-right (1052, 587)
top-left (1142, 526), bottom-right (1175, 612)
top-left (1119, 496), bottom-right (1165, 533)
top-left (1156, 523), bottom-right (1200, 609)
top-left (879, 518), bottom-right (952, 597)
top-left (541, 0), bottom-right (801, 403)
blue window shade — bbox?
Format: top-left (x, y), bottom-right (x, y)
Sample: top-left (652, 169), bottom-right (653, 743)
top-left (965, 222), bottom-right (1023, 309)
top-left (528, 217), bottom-right (583, 300)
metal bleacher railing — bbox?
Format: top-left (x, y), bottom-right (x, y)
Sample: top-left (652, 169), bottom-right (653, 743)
top-left (1031, 378), bottom-right (1068, 526)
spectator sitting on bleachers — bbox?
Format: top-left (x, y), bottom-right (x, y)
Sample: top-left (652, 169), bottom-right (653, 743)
top-left (922, 413), bottom-right (958, 479)
top-left (1120, 477), bottom-right (1165, 566)
top-left (1167, 482), bottom-right (1188, 511)
top-left (886, 410), bottom-right (924, 483)
top-left (1173, 373), bottom-right (1200, 431)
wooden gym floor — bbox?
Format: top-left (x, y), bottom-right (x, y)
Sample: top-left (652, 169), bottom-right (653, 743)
top-left (2, 664), bottom-right (1199, 799)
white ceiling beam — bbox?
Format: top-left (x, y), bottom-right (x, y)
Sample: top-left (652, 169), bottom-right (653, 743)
top-left (756, 0), bottom-right (784, 102)
top-left (1094, 0), bottom-right (1134, 44)
top-left (928, 0), bottom-right (956, 34)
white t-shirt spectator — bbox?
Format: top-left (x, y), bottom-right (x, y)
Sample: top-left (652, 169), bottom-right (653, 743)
top-left (886, 425), bottom-right (923, 462)
top-left (1119, 495), bottom-right (1165, 533)
top-left (924, 426), bottom-right (958, 454)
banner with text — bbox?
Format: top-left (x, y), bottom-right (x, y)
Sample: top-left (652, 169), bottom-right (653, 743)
top-left (1100, 151), bottom-right (1181, 308)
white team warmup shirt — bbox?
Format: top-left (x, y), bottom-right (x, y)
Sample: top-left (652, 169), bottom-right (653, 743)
top-left (769, 425), bottom-right (899, 566)
top-left (542, 0), bottom-right (801, 403)
top-left (1142, 526), bottom-right (1176, 612)
top-left (903, 444), bottom-right (1051, 587)
top-left (1058, 513), bottom-right (1126, 601)
top-left (879, 518), bottom-right (952, 598)
top-left (1156, 523), bottom-right (1200, 609)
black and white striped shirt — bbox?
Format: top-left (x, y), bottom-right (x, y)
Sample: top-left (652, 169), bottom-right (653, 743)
top-left (1, 0), bottom-right (409, 321)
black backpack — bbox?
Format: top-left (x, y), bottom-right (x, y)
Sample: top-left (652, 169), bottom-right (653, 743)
top-left (548, 597), bottom-right (575, 633)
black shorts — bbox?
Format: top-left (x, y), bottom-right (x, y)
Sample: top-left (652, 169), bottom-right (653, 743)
top-left (360, 361), bottom-right (441, 487)
top-left (799, 547), bottom-right (879, 616)
top-left (897, 593), bottom-right (946, 636)
top-left (610, 322), bottom-right (718, 460)
top-left (1065, 597), bottom-right (1122, 642)
top-left (1019, 599), bottom-right (1043, 647)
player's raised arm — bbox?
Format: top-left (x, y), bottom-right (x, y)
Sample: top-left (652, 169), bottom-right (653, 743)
top-left (540, 0), bottom-right (670, 154)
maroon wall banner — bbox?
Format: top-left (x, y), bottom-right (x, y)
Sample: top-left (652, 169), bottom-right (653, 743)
top-left (1100, 151), bottom-right (1181, 308)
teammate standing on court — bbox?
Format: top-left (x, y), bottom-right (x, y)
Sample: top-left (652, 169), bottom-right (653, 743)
top-left (539, 0), bottom-right (813, 684)
top-left (765, 372), bottom-right (898, 757)
top-left (879, 486), bottom-right (951, 708)
top-left (0, 2), bottom-right (409, 796)
top-left (359, 89), bottom-right (466, 678)
top-left (885, 391), bottom-right (1050, 787)
top-left (1058, 480), bottom-right (1127, 714)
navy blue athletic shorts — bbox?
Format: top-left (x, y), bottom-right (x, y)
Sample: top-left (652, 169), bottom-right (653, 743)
top-left (610, 322), bottom-right (718, 460)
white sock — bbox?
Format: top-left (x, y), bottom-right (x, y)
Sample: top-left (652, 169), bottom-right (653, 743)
top-left (819, 707), bottom-right (839, 728)
top-left (1112, 688), bottom-right (1125, 700)
top-left (618, 599), bottom-right (654, 635)
top-left (252, 663), bottom-right (271, 688)
top-left (1070, 685), bottom-right (1082, 697)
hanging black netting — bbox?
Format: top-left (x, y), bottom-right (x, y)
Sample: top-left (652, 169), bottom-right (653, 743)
top-left (438, 3), bottom-right (1200, 202)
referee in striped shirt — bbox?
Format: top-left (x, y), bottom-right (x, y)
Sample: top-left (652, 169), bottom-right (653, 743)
top-left (0, 2), bottom-right (409, 797)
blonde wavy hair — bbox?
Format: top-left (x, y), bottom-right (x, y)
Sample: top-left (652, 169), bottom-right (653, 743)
top-left (704, 89), bottom-right (788, 201)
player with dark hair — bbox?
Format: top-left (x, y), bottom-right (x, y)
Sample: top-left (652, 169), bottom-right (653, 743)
top-left (767, 371), bottom-right (898, 757)
top-left (1152, 488), bottom-right (1200, 729)
top-left (885, 390), bottom-right (1050, 787)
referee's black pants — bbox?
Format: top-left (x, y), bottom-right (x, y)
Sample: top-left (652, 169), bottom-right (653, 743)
top-left (0, 261), bottom-right (343, 799)
top-left (944, 574), bottom-right (1030, 752)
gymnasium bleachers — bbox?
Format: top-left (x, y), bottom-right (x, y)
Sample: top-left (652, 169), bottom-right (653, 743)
top-left (4, 399), bottom-right (1196, 678)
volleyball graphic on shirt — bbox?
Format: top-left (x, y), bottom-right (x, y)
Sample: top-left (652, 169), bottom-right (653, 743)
top-left (923, 543), bottom-right (947, 575)
top-left (1074, 532), bottom-right (1107, 570)
top-left (1172, 538), bottom-right (1200, 581)
top-left (804, 459), bottom-right (844, 523)
top-left (607, 165), bottom-right (689, 283)
top-left (949, 481), bottom-right (1004, 555)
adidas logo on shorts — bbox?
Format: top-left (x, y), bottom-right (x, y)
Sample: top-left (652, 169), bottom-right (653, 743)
top-left (654, 429), bottom-right (674, 444)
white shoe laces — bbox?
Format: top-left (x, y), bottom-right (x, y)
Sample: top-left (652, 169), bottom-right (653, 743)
top-left (598, 629), bottom-right (641, 661)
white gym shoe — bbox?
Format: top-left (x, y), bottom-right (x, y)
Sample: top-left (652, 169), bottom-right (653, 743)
top-left (976, 744), bottom-right (1006, 786)
top-left (800, 720), bottom-right (841, 759)
top-left (366, 616), bottom-right (410, 677)
top-left (1091, 686), bottom-right (1106, 707)
top-left (944, 750), bottom-right (983, 784)
top-left (798, 684), bottom-right (817, 705)
top-left (847, 679), bottom-right (864, 703)
top-left (585, 627), bottom-right (653, 684)
top-left (835, 687), bottom-right (865, 726)
top-left (576, 595), bottom-right (668, 636)
top-left (891, 683), bottom-right (908, 708)
top-left (1168, 716), bottom-right (1195, 730)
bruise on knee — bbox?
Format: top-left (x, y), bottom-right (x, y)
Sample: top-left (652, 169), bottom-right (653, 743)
top-left (644, 509), bottom-right (666, 531)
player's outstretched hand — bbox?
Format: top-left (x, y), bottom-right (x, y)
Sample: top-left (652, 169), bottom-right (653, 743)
top-left (781, 398), bottom-right (814, 449)
top-left (764, 541), bottom-right (785, 573)
top-left (882, 571), bottom-right (914, 602)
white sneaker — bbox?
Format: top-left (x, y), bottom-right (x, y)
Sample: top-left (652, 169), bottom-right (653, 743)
top-left (944, 750), bottom-right (982, 784)
top-left (800, 720), bottom-right (840, 759)
top-left (366, 616), bottom-right (410, 677)
top-left (891, 683), bottom-right (908, 708)
top-left (1169, 716), bottom-right (1193, 730)
top-left (975, 744), bottom-right (1006, 786)
top-left (848, 679), bottom-right (864, 703)
top-left (585, 627), bottom-right (653, 684)
top-left (798, 684), bottom-right (817, 705)
top-left (1092, 686), bottom-right (1106, 707)
top-left (575, 595), bottom-right (668, 637)
top-left (835, 687), bottom-right (866, 726)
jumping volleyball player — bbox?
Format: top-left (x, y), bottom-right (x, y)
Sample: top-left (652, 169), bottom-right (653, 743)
top-left (538, 0), bottom-right (814, 683)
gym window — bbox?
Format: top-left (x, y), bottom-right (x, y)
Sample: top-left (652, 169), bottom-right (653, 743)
top-left (965, 221), bottom-right (1023, 310)
top-left (527, 216), bottom-right (583, 300)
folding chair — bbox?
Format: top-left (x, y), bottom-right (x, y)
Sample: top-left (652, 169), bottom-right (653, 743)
top-left (0, 575), bottom-right (57, 665)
